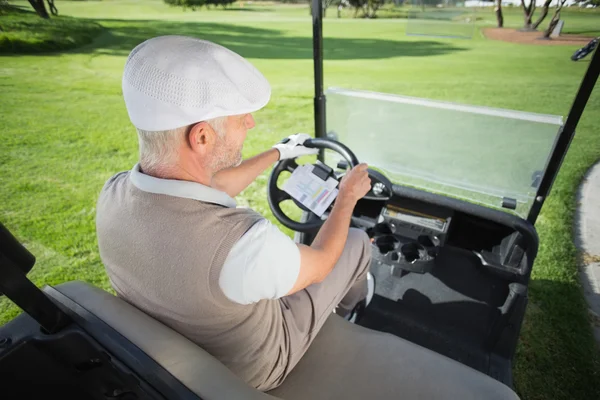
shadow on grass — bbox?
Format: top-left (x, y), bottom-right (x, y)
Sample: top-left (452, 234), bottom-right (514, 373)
top-left (11, 18), bottom-right (467, 60)
top-left (0, 5), bottom-right (104, 55)
top-left (563, 29), bottom-right (600, 37)
top-left (514, 278), bottom-right (600, 400)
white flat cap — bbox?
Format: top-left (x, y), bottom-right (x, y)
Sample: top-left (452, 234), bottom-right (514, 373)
top-left (122, 35), bottom-right (271, 131)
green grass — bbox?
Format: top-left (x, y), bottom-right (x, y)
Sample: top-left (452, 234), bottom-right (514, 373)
top-left (1, 1), bottom-right (600, 399)
top-left (0, 5), bottom-right (104, 54)
top-left (343, 4), bottom-right (600, 37)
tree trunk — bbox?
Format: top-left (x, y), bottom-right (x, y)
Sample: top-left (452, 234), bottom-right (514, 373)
top-left (524, 14), bottom-right (532, 30)
top-left (47, 0), bottom-right (58, 16)
top-left (370, 0), bottom-right (381, 18)
top-left (521, 0), bottom-right (535, 30)
top-left (28, 0), bottom-right (49, 18)
top-left (357, 1), bottom-right (368, 17)
top-left (543, 12), bottom-right (560, 38)
top-left (532, 0), bottom-right (552, 30)
top-left (495, 0), bottom-right (503, 28)
top-left (543, 0), bottom-right (566, 38)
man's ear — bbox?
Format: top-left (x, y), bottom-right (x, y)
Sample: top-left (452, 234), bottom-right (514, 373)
top-left (188, 121), bottom-right (216, 154)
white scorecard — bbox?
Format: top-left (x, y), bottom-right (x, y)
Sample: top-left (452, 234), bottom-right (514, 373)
top-left (282, 164), bottom-right (338, 217)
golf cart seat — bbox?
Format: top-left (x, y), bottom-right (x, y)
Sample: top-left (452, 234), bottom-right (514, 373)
top-left (46, 281), bottom-right (519, 400)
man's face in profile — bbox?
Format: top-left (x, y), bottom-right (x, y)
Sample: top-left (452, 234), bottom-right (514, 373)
top-left (211, 113), bottom-right (255, 172)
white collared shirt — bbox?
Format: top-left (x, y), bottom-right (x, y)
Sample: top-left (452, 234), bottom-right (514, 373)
top-left (130, 164), bottom-right (301, 305)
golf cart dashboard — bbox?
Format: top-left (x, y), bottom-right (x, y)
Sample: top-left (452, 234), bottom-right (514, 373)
top-left (351, 182), bottom-right (537, 281)
top-left (352, 196), bottom-right (452, 275)
top-left (268, 139), bottom-right (537, 281)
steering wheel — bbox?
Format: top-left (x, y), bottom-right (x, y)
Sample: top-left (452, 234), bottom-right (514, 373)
top-left (268, 138), bottom-right (360, 232)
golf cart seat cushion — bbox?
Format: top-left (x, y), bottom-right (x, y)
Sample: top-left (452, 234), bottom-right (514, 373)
top-left (48, 281), bottom-right (519, 400)
top-left (268, 315), bottom-right (519, 400)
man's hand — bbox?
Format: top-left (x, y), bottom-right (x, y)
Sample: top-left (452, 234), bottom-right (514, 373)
top-left (272, 133), bottom-right (319, 160)
top-left (337, 163), bottom-right (372, 205)
top-left (286, 163), bottom-right (372, 296)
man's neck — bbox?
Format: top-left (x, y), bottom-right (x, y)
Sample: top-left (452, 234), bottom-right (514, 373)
top-left (141, 162), bottom-right (213, 187)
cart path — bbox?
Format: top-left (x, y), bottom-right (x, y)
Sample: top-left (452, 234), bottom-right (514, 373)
top-left (575, 161), bottom-right (600, 344)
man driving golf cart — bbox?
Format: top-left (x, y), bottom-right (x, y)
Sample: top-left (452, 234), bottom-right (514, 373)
top-left (96, 35), bottom-right (374, 391)
top-left (89, 35), bottom-right (523, 399)
top-left (6, 7), bottom-right (597, 395)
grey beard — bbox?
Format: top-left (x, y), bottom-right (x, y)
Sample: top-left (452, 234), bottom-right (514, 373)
top-left (211, 148), bottom-right (242, 172)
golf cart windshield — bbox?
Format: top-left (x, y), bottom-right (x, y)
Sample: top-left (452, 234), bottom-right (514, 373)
top-left (324, 87), bottom-right (564, 217)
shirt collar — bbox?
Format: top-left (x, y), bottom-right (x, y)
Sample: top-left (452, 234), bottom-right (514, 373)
top-left (129, 163), bottom-right (237, 208)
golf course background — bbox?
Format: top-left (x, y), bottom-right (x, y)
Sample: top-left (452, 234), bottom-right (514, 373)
top-left (1, 1), bottom-right (599, 399)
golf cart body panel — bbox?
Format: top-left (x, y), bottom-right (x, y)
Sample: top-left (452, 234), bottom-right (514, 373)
top-left (0, 280), bottom-right (519, 399)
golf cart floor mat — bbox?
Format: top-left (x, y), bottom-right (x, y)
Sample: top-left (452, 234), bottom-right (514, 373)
top-left (359, 245), bottom-right (510, 379)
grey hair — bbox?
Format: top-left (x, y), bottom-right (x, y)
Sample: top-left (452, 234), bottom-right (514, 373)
top-left (137, 116), bottom-right (227, 172)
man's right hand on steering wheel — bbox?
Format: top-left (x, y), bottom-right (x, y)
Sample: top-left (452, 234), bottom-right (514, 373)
top-left (285, 162), bottom-right (371, 296)
top-left (338, 163), bottom-right (372, 206)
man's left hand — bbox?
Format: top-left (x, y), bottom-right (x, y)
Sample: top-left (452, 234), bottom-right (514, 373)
top-left (273, 133), bottom-right (319, 160)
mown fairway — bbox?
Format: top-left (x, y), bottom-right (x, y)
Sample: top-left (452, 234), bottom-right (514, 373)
top-left (1, 1), bottom-right (599, 399)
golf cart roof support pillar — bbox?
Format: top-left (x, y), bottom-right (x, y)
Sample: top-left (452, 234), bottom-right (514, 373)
top-left (527, 47), bottom-right (600, 224)
top-left (0, 223), bottom-right (72, 335)
top-left (312, 0), bottom-right (326, 161)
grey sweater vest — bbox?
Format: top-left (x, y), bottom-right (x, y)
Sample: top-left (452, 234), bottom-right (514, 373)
top-left (96, 172), bottom-right (290, 390)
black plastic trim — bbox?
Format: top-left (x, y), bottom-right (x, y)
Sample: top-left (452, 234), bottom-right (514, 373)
top-left (528, 46), bottom-right (600, 224)
top-left (391, 184), bottom-right (539, 264)
top-left (0, 222), bottom-right (35, 276)
top-left (0, 252), bottom-right (71, 333)
top-left (312, 0), bottom-right (326, 164)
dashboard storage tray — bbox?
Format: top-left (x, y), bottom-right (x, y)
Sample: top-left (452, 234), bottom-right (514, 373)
top-left (368, 223), bottom-right (439, 274)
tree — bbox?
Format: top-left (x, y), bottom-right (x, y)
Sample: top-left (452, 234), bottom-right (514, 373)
top-left (213, 0), bottom-right (236, 8)
top-left (28, 0), bottom-right (49, 18)
top-left (347, 0), bottom-right (367, 17)
top-left (495, 0), bottom-right (503, 28)
top-left (163, 0), bottom-right (235, 10)
top-left (532, 0), bottom-right (553, 30)
top-left (47, 0), bottom-right (57, 16)
top-left (309, 0), bottom-right (338, 18)
top-left (347, 0), bottom-right (383, 18)
top-left (367, 0), bottom-right (384, 18)
top-left (519, 0), bottom-right (563, 31)
top-left (543, 0), bottom-right (568, 39)
top-left (573, 0), bottom-right (600, 6)
top-left (520, 0), bottom-right (536, 30)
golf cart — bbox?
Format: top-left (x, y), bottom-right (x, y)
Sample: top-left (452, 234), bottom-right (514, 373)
top-left (1, 1), bottom-right (599, 399)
